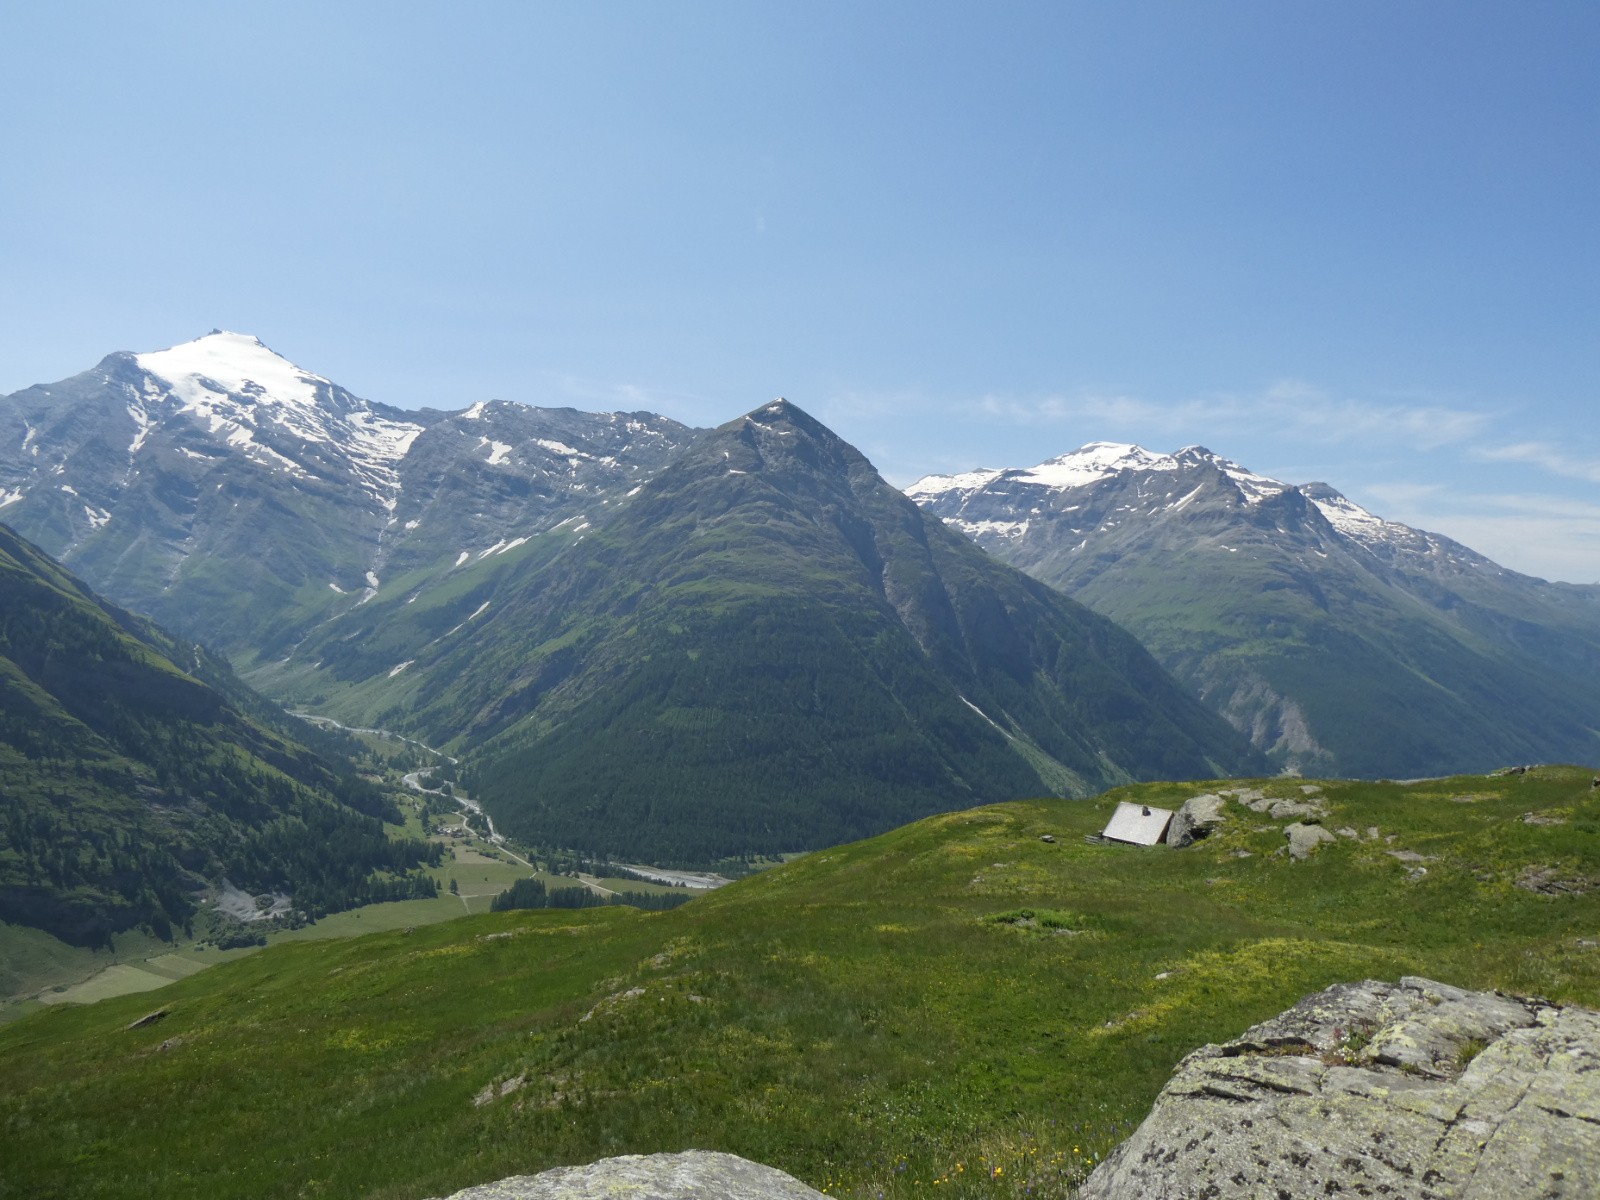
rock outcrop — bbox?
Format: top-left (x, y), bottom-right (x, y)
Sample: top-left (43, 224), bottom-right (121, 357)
top-left (1080, 977), bottom-right (1600, 1199)
top-left (1283, 821), bottom-right (1336, 860)
top-left (432, 1151), bottom-right (826, 1200)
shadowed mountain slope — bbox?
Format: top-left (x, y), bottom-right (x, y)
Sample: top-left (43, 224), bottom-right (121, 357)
top-left (0, 523), bottom-right (437, 946)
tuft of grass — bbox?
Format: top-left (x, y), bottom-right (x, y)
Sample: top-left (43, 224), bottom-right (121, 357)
top-left (1457, 1036), bottom-right (1488, 1070)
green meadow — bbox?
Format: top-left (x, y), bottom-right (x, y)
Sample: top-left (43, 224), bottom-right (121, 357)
top-left (2, 768), bottom-right (1597, 1200)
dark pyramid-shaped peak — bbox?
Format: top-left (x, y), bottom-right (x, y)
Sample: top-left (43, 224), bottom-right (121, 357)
top-left (723, 396), bottom-right (862, 458)
top-left (659, 397), bottom-right (885, 517)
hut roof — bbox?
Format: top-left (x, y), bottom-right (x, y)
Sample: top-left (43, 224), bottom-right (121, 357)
top-left (1101, 801), bottom-right (1174, 846)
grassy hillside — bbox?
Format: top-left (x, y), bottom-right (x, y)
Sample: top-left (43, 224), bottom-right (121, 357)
top-left (2, 767), bottom-right (1596, 1199)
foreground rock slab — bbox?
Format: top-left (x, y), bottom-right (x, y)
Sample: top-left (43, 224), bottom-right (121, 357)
top-left (433, 1151), bottom-right (826, 1200)
top-left (1080, 976), bottom-right (1600, 1199)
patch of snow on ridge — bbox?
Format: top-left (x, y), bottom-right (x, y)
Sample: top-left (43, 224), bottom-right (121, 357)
top-left (1309, 488), bottom-right (1394, 545)
top-left (1169, 485), bottom-right (1206, 512)
top-left (0, 488), bottom-right (22, 508)
top-left (477, 538), bottom-right (531, 558)
top-left (444, 600), bottom-right (492, 637)
top-left (246, 442), bottom-right (310, 477)
top-left (388, 661), bottom-right (413, 677)
top-left (345, 408), bottom-right (423, 467)
top-left (84, 505), bottom-right (111, 529)
top-left (484, 440), bottom-right (513, 465)
top-left (951, 518), bottom-right (1031, 541)
top-left (126, 400), bottom-right (155, 455)
top-left (534, 438), bottom-right (586, 458)
top-left (454, 551), bottom-right (470, 567)
top-left (904, 467), bottom-right (1007, 499)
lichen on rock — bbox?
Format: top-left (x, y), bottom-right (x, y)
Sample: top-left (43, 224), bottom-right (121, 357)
top-left (1079, 977), bottom-right (1600, 1199)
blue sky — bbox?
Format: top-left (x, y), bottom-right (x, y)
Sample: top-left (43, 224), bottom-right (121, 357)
top-left (3, 2), bottom-right (1597, 580)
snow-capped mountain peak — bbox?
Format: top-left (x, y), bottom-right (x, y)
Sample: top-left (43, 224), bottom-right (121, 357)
top-left (905, 442), bottom-right (1176, 500)
top-left (1015, 441), bottom-right (1179, 489)
top-left (127, 331), bottom-right (424, 504)
top-left (908, 441), bottom-right (1293, 506)
top-left (908, 439), bottom-right (1491, 575)
top-left (135, 330), bottom-right (330, 413)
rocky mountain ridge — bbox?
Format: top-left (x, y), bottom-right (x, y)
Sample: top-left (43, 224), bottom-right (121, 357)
top-left (910, 442), bottom-right (1600, 778)
top-left (0, 332), bottom-right (696, 659)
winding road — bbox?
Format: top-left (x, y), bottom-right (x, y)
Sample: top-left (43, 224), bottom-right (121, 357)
top-left (400, 768), bottom-right (535, 870)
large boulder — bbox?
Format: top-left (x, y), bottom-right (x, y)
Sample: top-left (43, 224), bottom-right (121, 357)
top-left (1080, 977), bottom-right (1600, 1199)
top-left (432, 1151), bottom-right (826, 1200)
top-left (1168, 793), bottom-right (1228, 848)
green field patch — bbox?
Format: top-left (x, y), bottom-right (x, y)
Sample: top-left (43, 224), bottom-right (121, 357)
top-left (139, 955), bottom-right (211, 981)
top-left (37, 963), bottom-right (173, 1006)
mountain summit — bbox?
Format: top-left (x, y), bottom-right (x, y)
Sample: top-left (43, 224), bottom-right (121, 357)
top-left (910, 444), bottom-right (1600, 778)
top-left (283, 402), bottom-right (1263, 863)
top-left (0, 334), bottom-right (697, 659)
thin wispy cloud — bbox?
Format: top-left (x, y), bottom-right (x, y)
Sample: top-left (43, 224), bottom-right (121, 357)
top-left (1360, 485), bottom-right (1600, 584)
top-left (978, 382), bottom-right (1493, 451)
top-left (1475, 441), bottom-right (1600, 485)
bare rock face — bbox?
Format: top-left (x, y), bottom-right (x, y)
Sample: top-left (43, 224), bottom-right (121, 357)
top-left (432, 1151), bottom-right (826, 1200)
top-left (1080, 977), bottom-right (1600, 1199)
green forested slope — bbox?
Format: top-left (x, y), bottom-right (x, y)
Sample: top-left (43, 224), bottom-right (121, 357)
top-left (0, 523), bottom-right (439, 947)
top-left (1, 767), bottom-right (1595, 1200)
